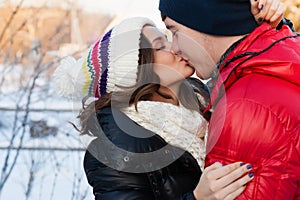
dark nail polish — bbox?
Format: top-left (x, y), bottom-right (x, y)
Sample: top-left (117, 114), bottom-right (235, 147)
top-left (259, 4), bottom-right (264, 10)
top-left (258, 17), bottom-right (263, 23)
top-left (240, 162), bottom-right (245, 166)
top-left (247, 164), bottom-right (252, 169)
top-left (249, 172), bottom-right (254, 178)
top-left (222, 164), bottom-right (226, 167)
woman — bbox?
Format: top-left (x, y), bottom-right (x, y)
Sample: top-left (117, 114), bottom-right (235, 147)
top-left (53, 17), bottom-right (254, 200)
top-left (53, 2), bottom-right (285, 199)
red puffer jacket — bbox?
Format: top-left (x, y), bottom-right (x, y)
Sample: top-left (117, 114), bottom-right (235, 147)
top-left (205, 23), bottom-right (300, 199)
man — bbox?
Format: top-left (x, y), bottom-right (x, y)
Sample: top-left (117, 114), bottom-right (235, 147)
top-left (159, 0), bottom-right (300, 199)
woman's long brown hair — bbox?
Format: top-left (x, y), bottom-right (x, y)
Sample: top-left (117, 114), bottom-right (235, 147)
top-left (78, 32), bottom-right (208, 136)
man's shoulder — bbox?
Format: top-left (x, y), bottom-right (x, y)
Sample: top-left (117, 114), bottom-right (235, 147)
top-left (227, 73), bottom-right (300, 99)
top-left (224, 73), bottom-right (300, 121)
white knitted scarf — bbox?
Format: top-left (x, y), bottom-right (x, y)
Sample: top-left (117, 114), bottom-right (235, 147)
top-left (121, 101), bottom-right (207, 170)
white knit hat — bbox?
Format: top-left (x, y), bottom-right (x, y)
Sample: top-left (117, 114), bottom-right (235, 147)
top-left (53, 17), bottom-right (155, 99)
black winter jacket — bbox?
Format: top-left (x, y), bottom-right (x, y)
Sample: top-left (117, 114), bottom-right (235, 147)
top-left (83, 107), bottom-right (202, 200)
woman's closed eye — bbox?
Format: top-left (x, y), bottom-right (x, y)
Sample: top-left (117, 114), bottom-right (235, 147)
top-left (153, 40), bottom-right (171, 52)
top-left (155, 45), bottom-right (166, 51)
top-left (153, 40), bottom-right (166, 50)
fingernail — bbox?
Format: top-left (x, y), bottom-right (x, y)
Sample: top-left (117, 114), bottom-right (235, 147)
top-left (249, 172), bottom-right (254, 178)
top-left (222, 164), bottom-right (226, 167)
top-left (259, 4), bottom-right (264, 10)
top-left (240, 162), bottom-right (245, 166)
top-left (246, 164), bottom-right (252, 169)
top-left (258, 17), bottom-right (263, 23)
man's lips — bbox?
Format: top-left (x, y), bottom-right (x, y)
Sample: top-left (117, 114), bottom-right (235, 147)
top-left (180, 57), bottom-right (189, 63)
top-left (180, 57), bottom-right (194, 67)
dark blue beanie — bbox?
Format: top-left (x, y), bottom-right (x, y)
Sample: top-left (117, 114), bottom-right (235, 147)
top-left (159, 0), bottom-right (258, 36)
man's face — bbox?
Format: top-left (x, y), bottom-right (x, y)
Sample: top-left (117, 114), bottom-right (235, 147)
top-left (164, 17), bottom-right (216, 80)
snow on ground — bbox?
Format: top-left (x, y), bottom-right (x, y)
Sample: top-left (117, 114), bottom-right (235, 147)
top-left (0, 106), bottom-right (95, 199)
top-left (0, 69), bottom-right (95, 199)
top-left (0, 110), bottom-right (95, 199)
top-left (0, 149), bottom-right (94, 200)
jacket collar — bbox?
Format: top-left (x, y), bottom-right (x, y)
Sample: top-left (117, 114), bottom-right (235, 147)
top-left (207, 23), bottom-right (300, 109)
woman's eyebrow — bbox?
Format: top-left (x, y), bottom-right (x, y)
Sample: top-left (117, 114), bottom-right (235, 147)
top-left (152, 36), bottom-right (164, 44)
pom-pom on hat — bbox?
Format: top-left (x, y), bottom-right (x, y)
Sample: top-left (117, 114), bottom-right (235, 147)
top-left (53, 17), bottom-right (155, 100)
top-left (159, 0), bottom-right (258, 36)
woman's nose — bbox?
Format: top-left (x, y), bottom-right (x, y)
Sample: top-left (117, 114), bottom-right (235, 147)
top-left (165, 42), bottom-right (172, 52)
top-left (171, 39), bottom-right (181, 55)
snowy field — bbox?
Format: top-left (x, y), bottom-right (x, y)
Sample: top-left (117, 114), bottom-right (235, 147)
top-left (0, 71), bottom-right (95, 199)
top-left (0, 106), bottom-right (94, 200)
top-left (0, 149), bottom-right (93, 200)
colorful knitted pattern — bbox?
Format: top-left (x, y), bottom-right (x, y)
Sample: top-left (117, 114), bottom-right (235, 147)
top-left (53, 17), bottom-right (155, 100)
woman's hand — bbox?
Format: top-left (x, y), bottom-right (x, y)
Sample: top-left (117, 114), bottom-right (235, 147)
top-left (250, 0), bottom-right (285, 28)
top-left (193, 162), bottom-right (254, 200)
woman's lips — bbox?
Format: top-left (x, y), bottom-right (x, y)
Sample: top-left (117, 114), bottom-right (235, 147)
top-left (179, 57), bottom-right (194, 68)
top-left (180, 57), bottom-right (189, 63)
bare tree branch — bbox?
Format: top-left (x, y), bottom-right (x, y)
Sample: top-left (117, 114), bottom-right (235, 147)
top-left (0, 0), bottom-right (25, 44)
top-left (0, 53), bottom-right (46, 191)
top-left (25, 158), bottom-right (35, 200)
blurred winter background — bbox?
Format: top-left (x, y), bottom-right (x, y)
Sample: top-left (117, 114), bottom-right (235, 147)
top-left (0, 0), bottom-right (299, 199)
